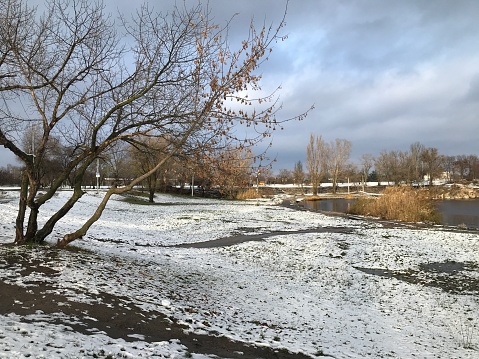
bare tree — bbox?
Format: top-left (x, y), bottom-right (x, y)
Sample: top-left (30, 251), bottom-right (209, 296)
top-left (277, 169), bottom-right (292, 184)
top-left (359, 153), bottom-right (374, 188)
top-left (421, 147), bottom-right (445, 186)
top-left (0, 165), bottom-right (22, 186)
top-left (207, 146), bottom-right (254, 198)
top-left (466, 155), bottom-right (479, 181)
top-left (443, 155), bottom-right (456, 183)
top-left (409, 142), bottom-right (425, 184)
top-left (293, 160), bottom-right (305, 188)
top-left (454, 155), bottom-right (469, 180)
top-left (375, 150), bottom-right (404, 185)
top-left (398, 150), bottom-right (412, 184)
top-left (0, 0), bottom-right (310, 247)
top-left (326, 139), bottom-right (351, 194)
top-left (306, 134), bottom-right (327, 195)
top-left (343, 163), bottom-right (360, 190)
top-left (128, 136), bottom-right (169, 202)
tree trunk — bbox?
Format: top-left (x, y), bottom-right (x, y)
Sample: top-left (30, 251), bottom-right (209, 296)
top-left (34, 185), bottom-right (86, 243)
top-left (24, 205), bottom-right (39, 243)
top-left (22, 175), bottom-right (42, 244)
top-left (14, 173), bottom-right (29, 245)
top-left (147, 176), bottom-right (157, 203)
top-left (331, 168), bottom-right (339, 194)
top-left (57, 190), bottom-right (114, 248)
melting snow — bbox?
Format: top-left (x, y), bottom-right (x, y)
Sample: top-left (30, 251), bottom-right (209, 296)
top-left (0, 189), bottom-right (478, 358)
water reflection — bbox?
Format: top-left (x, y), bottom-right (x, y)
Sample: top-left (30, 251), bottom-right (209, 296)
top-left (436, 200), bottom-right (479, 229)
top-left (303, 198), bottom-right (479, 229)
top-left (303, 198), bottom-right (356, 214)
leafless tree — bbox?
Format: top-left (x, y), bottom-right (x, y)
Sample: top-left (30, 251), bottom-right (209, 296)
top-left (306, 134), bottom-right (327, 195)
top-left (0, 0), bottom-right (310, 247)
top-left (465, 155), bottom-right (479, 181)
top-left (326, 139), bottom-right (351, 194)
top-left (472, 156), bottom-right (479, 181)
top-left (359, 153), bottom-right (374, 186)
top-left (375, 150), bottom-right (405, 185)
top-left (276, 169), bottom-right (292, 184)
top-left (442, 155), bottom-right (456, 182)
top-left (207, 146), bottom-right (254, 198)
top-left (454, 155), bottom-right (469, 180)
top-left (128, 136), bottom-right (169, 202)
top-left (421, 147), bottom-right (445, 186)
top-left (293, 161), bottom-right (305, 188)
top-left (409, 142), bottom-right (425, 184)
top-left (0, 165), bottom-right (22, 185)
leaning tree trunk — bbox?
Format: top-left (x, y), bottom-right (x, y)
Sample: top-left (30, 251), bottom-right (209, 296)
top-left (24, 204), bottom-right (39, 243)
top-left (58, 137), bottom-right (187, 248)
top-left (57, 189), bottom-right (115, 248)
top-left (33, 184), bottom-right (86, 244)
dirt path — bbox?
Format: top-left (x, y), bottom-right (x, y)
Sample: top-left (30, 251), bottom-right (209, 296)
top-left (175, 226), bottom-right (355, 248)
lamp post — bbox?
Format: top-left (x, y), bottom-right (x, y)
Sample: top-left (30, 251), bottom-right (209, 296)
top-left (256, 171), bottom-right (260, 195)
top-left (191, 173), bottom-right (194, 197)
top-left (256, 170), bottom-right (260, 205)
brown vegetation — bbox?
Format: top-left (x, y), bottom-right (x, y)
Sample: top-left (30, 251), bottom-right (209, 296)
top-left (235, 187), bottom-right (277, 200)
top-left (349, 187), bottom-right (440, 224)
top-left (235, 188), bottom-right (258, 200)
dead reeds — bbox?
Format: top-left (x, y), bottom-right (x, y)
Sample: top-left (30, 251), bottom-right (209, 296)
top-left (349, 186), bottom-right (440, 224)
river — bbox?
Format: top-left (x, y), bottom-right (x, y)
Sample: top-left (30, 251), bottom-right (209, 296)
top-left (303, 198), bottom-right (479, 229)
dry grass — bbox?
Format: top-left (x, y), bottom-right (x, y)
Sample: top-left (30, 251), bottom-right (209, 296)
top-left (349, 186), bottom-right (440, 224)
top-left (235, 188), bottom-right (259, 200)
top-left (235, 187), bottom-right (276, 200)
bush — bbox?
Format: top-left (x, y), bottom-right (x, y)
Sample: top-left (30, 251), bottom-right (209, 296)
top-left (349, 186), bottom-right (440, 224)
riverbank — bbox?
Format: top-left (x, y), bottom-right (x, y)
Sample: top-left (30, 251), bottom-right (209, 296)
top-left (275, 185), bottom-right (479, 230)
top-left (263, 182), bottom-right (479, 200)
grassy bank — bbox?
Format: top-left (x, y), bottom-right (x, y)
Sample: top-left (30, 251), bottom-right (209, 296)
top-left (349, 186), bottom-right (441, 224)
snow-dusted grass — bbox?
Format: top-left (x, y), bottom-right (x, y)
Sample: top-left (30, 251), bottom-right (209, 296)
top-left (0, 189), bottom-right (478, 358)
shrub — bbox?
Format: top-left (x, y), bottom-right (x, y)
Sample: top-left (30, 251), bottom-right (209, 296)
top-left (348, 186), bottom-right (440, 224)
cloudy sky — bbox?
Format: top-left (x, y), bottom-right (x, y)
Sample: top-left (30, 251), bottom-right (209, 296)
top-left (2, 0), bottom-right (479, 171)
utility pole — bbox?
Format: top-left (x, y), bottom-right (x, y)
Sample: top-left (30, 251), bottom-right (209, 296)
top-left (256, 169), bottom-right (260, 206)
top-left (191, 173), bottom-right (194, 197)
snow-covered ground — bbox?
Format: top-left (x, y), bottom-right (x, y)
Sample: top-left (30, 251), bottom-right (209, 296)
top-left (0, 189), bottom-right (478, 358)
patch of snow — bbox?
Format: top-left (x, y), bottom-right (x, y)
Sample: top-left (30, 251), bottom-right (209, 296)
top-left (0, 189), bottom-right (478, 358)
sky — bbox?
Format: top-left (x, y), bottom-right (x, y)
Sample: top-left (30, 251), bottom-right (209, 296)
top-left (1, 0), bottom-right (479, 171)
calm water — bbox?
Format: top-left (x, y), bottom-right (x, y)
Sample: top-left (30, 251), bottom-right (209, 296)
top-left (303, 198), bottom-right (479, 229)
top-left (303, 198), bottom-right (356, 214)
top-left (436, 200), bottom-right (479, 229)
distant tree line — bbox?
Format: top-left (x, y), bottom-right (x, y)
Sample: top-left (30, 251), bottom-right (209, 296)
top-left (2, 137), bottom-right (477, 193)
top-left (0, 138), bottom-right (257, 200)
top-left (271, 138), bottom-right (479, 189)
